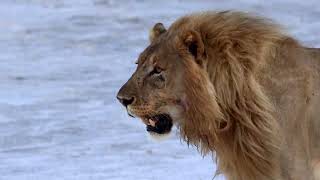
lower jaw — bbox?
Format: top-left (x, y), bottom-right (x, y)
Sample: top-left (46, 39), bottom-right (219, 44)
top-left (146, 125), bottom-right (171, 134)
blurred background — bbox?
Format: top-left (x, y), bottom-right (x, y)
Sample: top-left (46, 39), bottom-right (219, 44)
top-left (0, 0), bottom-right (319, 180)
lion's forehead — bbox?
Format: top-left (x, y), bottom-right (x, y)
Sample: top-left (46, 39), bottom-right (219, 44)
top-left (138, 38), bottom-right (177, 64)
top-left (138, 44), bottom-right (159, 64)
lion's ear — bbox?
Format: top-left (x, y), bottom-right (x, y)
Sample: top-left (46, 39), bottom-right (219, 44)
top-left (149, 23), bottom-right (166, 43)
top-left (181, 30), bottom-right (205, 66)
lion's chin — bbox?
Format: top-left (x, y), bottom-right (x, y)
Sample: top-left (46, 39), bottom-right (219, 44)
top-left (147, 131), bottom-right (172, 142)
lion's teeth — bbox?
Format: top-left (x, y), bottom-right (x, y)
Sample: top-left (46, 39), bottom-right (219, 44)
top-left (145, 118), bottom-right (151, 125)
top-left (149, 119), bottom-right (156, 127)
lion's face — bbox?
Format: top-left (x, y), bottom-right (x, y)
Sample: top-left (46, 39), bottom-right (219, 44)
top-left (117, 22), bottom-right (208, 137)
top-left (117, 24), bottom-right (188, 136)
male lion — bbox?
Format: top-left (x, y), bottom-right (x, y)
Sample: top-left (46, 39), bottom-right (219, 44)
top-left (117, 11), bottom-right (320, 180)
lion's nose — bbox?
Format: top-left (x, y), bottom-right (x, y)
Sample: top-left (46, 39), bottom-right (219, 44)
top-left (117, 94), bottom-right (135, 107)
top-left (117, 77), bottom-right (136, 108)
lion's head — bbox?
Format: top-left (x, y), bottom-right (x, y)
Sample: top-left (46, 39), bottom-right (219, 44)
top-left (116, 22), bottom-right (215, 137)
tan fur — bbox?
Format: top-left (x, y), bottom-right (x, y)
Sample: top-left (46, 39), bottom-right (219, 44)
top-left (170, 12), bottom-right (283, 180)
top-left (117, 11), bottom-right (320, 180)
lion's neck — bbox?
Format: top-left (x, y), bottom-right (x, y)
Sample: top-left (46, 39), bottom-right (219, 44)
top-left (180, 57), bottom-right (281, 180)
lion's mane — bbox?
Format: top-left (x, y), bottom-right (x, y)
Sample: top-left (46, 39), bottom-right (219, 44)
top-left (172, 11), bottom-right (286, 180)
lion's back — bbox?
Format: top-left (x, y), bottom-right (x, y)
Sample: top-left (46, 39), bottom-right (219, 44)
top-left (259, 38), bottom-right (320, 179)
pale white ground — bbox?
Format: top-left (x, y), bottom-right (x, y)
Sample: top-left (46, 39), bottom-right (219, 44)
top-left (0, 0), bottom-right (319, 180)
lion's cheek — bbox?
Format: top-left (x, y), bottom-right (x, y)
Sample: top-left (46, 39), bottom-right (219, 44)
top-left (162, 105), bottom-right (184, 124)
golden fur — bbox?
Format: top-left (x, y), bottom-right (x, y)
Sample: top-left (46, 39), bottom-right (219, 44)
top-left (117, 11), bottom-right (320, 180)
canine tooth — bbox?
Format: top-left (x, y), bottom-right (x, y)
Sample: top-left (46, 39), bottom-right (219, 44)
top-left (149, 119), bottom-right (156, 127)
top-left (145, 118), bottom-right (151, 125)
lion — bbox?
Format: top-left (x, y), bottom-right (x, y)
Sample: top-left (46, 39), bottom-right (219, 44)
top-left (116, 11), bottom-right (320, 180)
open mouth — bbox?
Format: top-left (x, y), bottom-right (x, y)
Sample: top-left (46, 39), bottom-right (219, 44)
top-left (145, 114), bottom-right (173, 134)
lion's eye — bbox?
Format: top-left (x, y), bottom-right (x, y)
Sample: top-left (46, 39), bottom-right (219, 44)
top-left (149, 66), bottom-right (163, 76)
